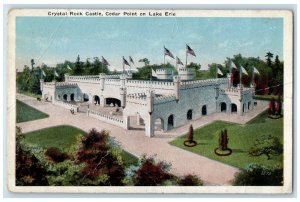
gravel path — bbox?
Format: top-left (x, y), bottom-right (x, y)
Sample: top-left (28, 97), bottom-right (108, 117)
top-left (16, 94), bottom-right (268, 185)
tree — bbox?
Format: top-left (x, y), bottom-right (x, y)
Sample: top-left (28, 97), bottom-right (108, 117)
top-left (73, 55), bottom-right (84, 75)
top-left (233, 163), bottom-right (283, 186)
top-left (249, 134), bottom-right (283, 160)
top-left (178, 174), bottom-right (203, 186)
top-left (188, 124), bottom-right (194, 143)
top-left (138, 58), bottom-right (150, 66)
top-left (265, 51), bottom-right (274, 67)
top-left (77, 128), bottom-right (125, 185)
top-left (133, 156), bottom-right (174, 186)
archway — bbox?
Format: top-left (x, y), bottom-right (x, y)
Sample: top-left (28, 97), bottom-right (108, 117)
top-left (57, 94), bottom-right (61, 101)
top-left (93, 95), bottom-right (100, 105)
top-left (70, 93), bottom-right (75, 101)
top-left (167, 115), bottom-right (174, 130)
top-left (154, 118), bottom-right (164, 132)
top-left (220, 102), bottom-right (227, 112)
top-left (106, 98), bottom-right (121, 107)
top-left (248, 101), bottom-right (251, 110)
top-left (202, 105), bottom-right (207, 115)
top-left (231, 103), bottom-right (237, 113)
top-left (187, 109), bottom-right (193, 120)
top-left (63, 94), bottom-right (67, 101)
top-left (83, 93), bottom-right (89, 102)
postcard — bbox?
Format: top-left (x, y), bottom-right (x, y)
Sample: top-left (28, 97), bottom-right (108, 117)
top-left (6, 9), bottom-right (293, 193)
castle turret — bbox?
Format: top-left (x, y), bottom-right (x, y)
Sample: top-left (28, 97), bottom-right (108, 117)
top-left (99, 73), bottom-right (105, 91)
top-left (227, 73), bottom-right (233, 88)
top-left (146, 90), bottom-right (154, 114)
top-left (120, 74), bottom-right (127, 87)
top-left (173, 75), bottom-right (181, 101)
top-left (120, 87), bottom-right (127, 108)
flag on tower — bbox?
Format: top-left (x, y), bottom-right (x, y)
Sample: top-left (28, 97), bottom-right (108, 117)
top-left (217, 68), bottom-right (223, 76)
top-left (176, 56), bottom-right (184, 65)
top-left (129, 56), bottom-right (134, 64)
top-left (42, 70), bottom-right (46, 77)
top-left (102, 56), bottom-right (110, 66)
top-left (54, 70), bottom-right (59, 77)
top-left (151, 69), bottom-right (158, 78)
top-left (67, 65), bottom-right (72, 70)
top-left (253, 66), bottom-right (260, 75)
top-left (186, 44), bottom-right (196, 57)
top-left (164, 46), bottom-right (175, 59)
top-left (240, 66), bottom-right (248, 75)
top-left (231, 61), bottom-right (238, 69)
top-left (123, 57), bottom-right (130, 66)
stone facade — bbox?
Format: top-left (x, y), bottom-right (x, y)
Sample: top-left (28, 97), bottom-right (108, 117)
top-left (40, 72), bottom-right (255, 137)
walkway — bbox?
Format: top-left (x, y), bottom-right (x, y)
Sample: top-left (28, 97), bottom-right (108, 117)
top-left (16, 94), bottom-right (268, 185)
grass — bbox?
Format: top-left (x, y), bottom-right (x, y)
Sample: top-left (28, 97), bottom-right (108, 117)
top-left (16, 100), bottom-right (49, 123)
top-left (22, 125), bottom-right (139, 167)
top-left (170, 111), bottom-right (283, 169)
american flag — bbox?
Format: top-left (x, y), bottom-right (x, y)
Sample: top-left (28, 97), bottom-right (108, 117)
top-left (186, 44), bottom-right (196, 57)
top-left (176, 57), bottom-right (184, 65)
top-left (129, 56), bottom-right (134, 64)
top-left (164, 46), bottom-right (175, 59)
top-left (102, 56), bottom-right (110, 66)
top-left (123, 57), bottom-right (130, 66)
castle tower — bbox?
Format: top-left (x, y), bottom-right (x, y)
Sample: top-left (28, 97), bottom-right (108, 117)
top-left (173, 75), bottom-right (181, 101)
top-left (120, 87), bottom-right (127, 108)
top-left (227, 73), bottom-right (232, 88)
top-left (146, 90), bottom-right (154, 114)
top-left (99, 73), bottom-right (105, 91)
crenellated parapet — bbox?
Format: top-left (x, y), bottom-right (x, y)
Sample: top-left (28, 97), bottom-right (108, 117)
top-left (219, 87), bottom-right (254, 97)
top-left (153, 94), bottom-right (176, 104)
top-left (180, 78), bottom-right (228, 89)
top-left (126, 93), bottom-right (147, 106)
top-left (55, 82), bottom-right (78, 88)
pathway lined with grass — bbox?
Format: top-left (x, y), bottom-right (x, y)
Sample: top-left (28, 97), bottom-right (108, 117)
top-left (16, 93), bottom-right (269, 185)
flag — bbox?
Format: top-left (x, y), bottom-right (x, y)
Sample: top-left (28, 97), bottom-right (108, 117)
top-left (123, 57), bottom-right (130, 66)
top-left (231, 61), bottom-right (237, 69)
top-left (67, 65), bottom-right (72, 70)
top-left (240, 66), bottom-right (248, 75)
top-left (42, 70), bottom-right (46, 77)
top-left (253, 66), bottom-right (260, 75)
top-left (151, 69), bottom-right (158, 78)
top-left (176, 57), bottom-right (184, 65)
top-left (54, 70), bottom-right (59, 77)
top-left (102, 56), bottom-right (110, 66)
top-left (186, 44), bottom-right (196, 57)
top-left (217, 68), bottom-right (223, 76)
top-left (129, 56), bottom-right (134, 64)
top-left (164, 46), bottom-right (175, 59)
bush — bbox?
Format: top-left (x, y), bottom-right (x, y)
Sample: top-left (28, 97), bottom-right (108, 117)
top-left (45, 147), bottom-right (69, 163)
top-left (178, 174), bottom-right (203, 186)
top-left (134, 156), bottom-right (174, 186)
top-left (233, 163), bottom-right (283, 186)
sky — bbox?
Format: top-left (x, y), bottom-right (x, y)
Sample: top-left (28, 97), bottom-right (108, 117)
top-left (16, 16), bottom-right (283, 71)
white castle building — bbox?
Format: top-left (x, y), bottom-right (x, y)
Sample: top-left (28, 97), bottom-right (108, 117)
top-left (40, 69), bottom-right (255, 137)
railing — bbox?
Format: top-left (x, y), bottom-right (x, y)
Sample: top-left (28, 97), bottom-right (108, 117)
top-left (88, 110), bottom-right (124, 127)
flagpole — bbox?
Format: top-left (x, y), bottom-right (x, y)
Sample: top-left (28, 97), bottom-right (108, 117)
top-left (252, 66), bottom-right (254, 86)
top-left (164, 46), bottom-right (166, 65)
top-left (239, 66), bottom-right (242, 87)
top-left (185, 48), bottom-right (188, 67)
top-left (176, 57), bottom-right (178, 72)
top-left (122, 56), bottom-right (125, 75)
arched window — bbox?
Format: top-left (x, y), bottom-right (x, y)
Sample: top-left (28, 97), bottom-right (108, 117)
top-left (231, 103), bottom-right (237, 113)
top-left (187, 109), bottom-right (193, 120)
top-left (220, 102), bottom-right (227, 112)
top-left (63, 94), bottom-right (67, 101)
top-left (202, 105), bottom-right (207, 115)
top-left (167, 115), bottom-right (174, 130)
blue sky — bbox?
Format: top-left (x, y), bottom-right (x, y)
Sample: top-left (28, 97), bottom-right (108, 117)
top-left (16, 17), bottom-right (283, 71)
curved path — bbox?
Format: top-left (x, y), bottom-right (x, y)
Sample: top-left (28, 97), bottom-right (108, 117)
top-left (16, 94), bottom-right (268, 185)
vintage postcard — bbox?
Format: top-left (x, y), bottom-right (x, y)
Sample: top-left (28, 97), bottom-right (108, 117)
top-left (6, 9), bottom-right (293, 193)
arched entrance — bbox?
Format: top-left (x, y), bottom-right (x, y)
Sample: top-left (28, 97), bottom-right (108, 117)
top-left (83, 93), bottom-right (89, 102)
top-left (202, 105), bottom-right (207, 115)
top-left (154, 118), bottom-right (164, 132)
top-left (187, 109), bottom-right (193, 120)
top-left (248, 101), bottom-right (251, 110)
top-left (167, 115), bottom-right (174, 130)
top-left (70, 93), bottom-right (75, 101)
top-left (57, 94), bottom-right (61, 101)
top-left (231, 103), bottom-right (237, 113)
top-left (106, 98), bottom-right (121, 107)
top-left (220, 102), bottom-right (227, 112)
top-left (93, 95), bottom-right (100, 105)
top-left (63, 94), bottom-right (67, 101)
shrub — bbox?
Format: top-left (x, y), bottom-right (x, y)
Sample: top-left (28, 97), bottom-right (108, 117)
top-left (178, 174), bottom-right (203, 186)
top-left (233, 163), bottom-right (283, 186)
top-left (45, 147), bottom-right (69, 163)
top-left (134, 156), bottom-right (174, 186)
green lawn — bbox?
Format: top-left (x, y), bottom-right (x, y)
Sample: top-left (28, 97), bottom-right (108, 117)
top-left (22, 125), bottom-right (139, 167)
top-left (16, 100), bottom-right (49, 123)
top-left (19, 91), bottom-right (42, 98)
top-left (170, 111), bottom-right (283, 169)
